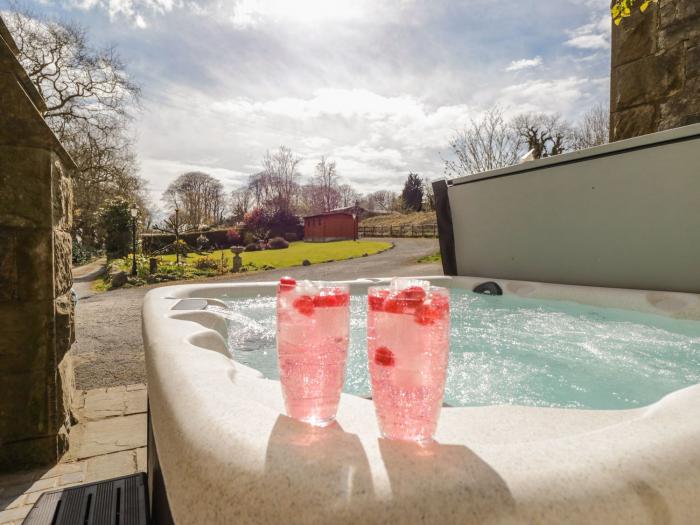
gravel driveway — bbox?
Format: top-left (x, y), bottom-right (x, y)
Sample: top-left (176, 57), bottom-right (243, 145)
top-left (70, 238), bottom-right (441, 389)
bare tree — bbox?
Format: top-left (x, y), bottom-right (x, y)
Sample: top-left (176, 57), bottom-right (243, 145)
top-left (338, 184), bottom-right (360, 208)
top-left (423, 181), bottom-right (435, 212)
top-left (230, 187), bottom-right (252, 222)
top-left (312, 157), bottom-right (342, 212)
top-left (444, 107), bottom-right (522, 178)
top-left (260, 146), bottom-right (301, 213)
top-left (511, 112), bottom-right (572, 159)
top-left (163, 172), bottom-right (226, 228)
top-left (572, 104), bottom-right (610, 150)
top-left (369, 190), bottom-right (397, 212)
top-left (4, 7), bottom-right (144, 243)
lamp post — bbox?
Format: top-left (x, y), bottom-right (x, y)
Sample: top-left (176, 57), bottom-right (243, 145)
top-left (129, 206), bottom-right (138, 276)
top-left (352, 200), bottom-right (360, 241)
top-left (174, 206), bottom-right (180, 265)
top-left (352, 211), bottom-right (357, 242)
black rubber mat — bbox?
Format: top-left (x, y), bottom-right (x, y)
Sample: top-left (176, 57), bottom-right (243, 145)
top-left (23, 473), bottom-right (148, 525)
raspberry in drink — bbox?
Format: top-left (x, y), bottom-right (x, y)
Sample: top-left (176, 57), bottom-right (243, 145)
top-left (276, 277), bottom-right (350, 426)
top-left (367, 278), bottom-right (450, 442)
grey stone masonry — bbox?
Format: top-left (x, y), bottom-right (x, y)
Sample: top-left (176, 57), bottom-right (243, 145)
top-left (610, 0), bottom-right (700, 141)
top-left (0, 16), bottom-right (76, 471)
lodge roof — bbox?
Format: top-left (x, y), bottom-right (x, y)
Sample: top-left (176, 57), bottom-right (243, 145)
top-left (303, 211), bottom-right (356, 220)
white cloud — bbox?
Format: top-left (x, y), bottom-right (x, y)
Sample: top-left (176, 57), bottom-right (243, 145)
top-left (60, 0), bottom-right (180, 26)
top-left (565, 15), bottom-right (610, 50)
top-left (505, 56), bottom-right (543, 72)
top-left (31, 0), bottom-right (612, 208)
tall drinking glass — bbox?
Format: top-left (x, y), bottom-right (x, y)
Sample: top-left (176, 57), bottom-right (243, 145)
top-left (367, 278), bottom-right (450, 443)
top-left (276, 277), bottom-right (350, 426)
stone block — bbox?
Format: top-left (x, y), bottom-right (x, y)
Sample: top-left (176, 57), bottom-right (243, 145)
top-left (0, 228), bottom-right (55, 303)
top-left (611, 4), bottom-right (657, 66)
top-left (54, 293), bottom-right (74, 362)
top-left (0, 368), bottom-right (51, 441)
top-left (659, 78), bottom-right (700, 128)
top-left (0, 301), bottom-right (53, 373)
top-left (0, 231), bottom-right (18, 302)
top-left (613, 44), bottom-right (685, 111)
top-left (611, 104), bottom-right (657, 141)
top-left (687, 45), bottom-right (700, 79)
top-left (53, 230), bottom-right (73, 298)
top-left (0, 146), bottom-right (52, 230)
top-left (51, 158), bottom-right (73, 231)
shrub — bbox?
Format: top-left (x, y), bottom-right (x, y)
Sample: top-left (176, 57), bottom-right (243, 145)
top-left (97, 198), bottom-right (133, 259)
top-left (244, 242), bottom-right (260, 252)
top-left (242, 231), bottom-right (256, 245)
top-left (267, 237), bottom-right (289, 250)
top-left (194, 256), bottom-right (218, 270)
top-left (243, 207), bottom-right (271, 240)
top-left (226, 228), bottom-right (242, 246)
top-left (268, 209), bottom-right (300, 237)
top-left (72, 239), bottom-right (100, 265)
top-left (283, 232), bottom-right (298, 242)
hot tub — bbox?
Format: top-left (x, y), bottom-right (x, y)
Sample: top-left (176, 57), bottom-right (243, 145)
top-left (143, 276), bottom-right (700, 524)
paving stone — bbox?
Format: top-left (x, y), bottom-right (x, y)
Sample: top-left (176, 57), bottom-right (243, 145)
top-left (85, 451), bottom-right (136, 483)
top-left (0, 504), bottom-right (31, 524)
top-left (39, 461), bottom-right (83, 480)
top-left (124, 389), bottom-right (147, 415)
top-left (59, 471), bottom-right (84, 486)
top-left (81, 389), bottom-right (127, 420)
top-left (126, 383), bottom-right (147, 392)
top-left (23, 491), bottom-right (43, 505)
top-left (67, 413), bottom-right (147, 460)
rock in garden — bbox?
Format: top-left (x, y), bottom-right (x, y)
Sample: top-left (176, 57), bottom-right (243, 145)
top-left (302, 259), bottom-right (311, 266)
top-left (109, 270), bottom-right (128, 289)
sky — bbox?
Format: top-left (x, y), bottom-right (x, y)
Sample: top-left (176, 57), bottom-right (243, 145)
top-left (9, 0), bottom-right (612, 207)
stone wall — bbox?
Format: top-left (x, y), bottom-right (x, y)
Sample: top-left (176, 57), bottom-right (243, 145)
top-left (610, 0), bottom-right (700, 141)
top-left (0, 18), bottom-right (76, 471)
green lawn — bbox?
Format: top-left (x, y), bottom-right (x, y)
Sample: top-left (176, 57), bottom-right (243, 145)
top-left (107, 240), bottom-right (393, 289)
top-left (160, 240), bottom-right (392, 268)
top-left (418, 251), bottom-right (442, 263)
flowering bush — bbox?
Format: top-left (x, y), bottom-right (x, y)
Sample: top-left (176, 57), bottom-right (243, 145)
top-left (226, 227), bottom-right (242, 246)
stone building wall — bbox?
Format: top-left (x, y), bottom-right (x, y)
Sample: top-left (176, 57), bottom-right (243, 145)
top-left (0, 18), bottom-right (76, 471)
top-left (610, 0), bottom-right (700, 141)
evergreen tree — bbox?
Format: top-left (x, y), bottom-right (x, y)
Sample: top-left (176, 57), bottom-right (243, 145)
top-left (401, 173), bottom-right (424, 212)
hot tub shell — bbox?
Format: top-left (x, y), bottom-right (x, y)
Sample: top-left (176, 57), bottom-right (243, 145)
top-left (143, 277), bottom-right (700, 524)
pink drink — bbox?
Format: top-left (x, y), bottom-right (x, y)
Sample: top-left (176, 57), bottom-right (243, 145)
top-left (367, 279), bottom-right (450, 442)
top-left (276, 278), bottom-right (350, 426)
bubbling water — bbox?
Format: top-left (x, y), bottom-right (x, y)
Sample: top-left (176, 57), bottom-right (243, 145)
top-left (211, 289), bottom-right (700, 410)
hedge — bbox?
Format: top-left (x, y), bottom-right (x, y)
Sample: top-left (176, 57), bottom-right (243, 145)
top-left (141, 226), bottom-right (304, 254)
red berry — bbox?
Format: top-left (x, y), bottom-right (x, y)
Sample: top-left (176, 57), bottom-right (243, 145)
top-left (415, 304), bottom-right (439, 325)
top-left (374, 346), bottom-right (395, 367)
top-left (293, 295), bottom-right (314, 316)
top-left (383, 297), bottom-right (404, 314)
top-left (368, 290), bottom-right (389, 311)
top-left (279, 277), bottom-right (296, 292)
top-left (398, 286), bottom-right (426, 302)
top-left (415, 295), bottom-right (449, 325)
top-left (313, 289), bottom-right (350, 307)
